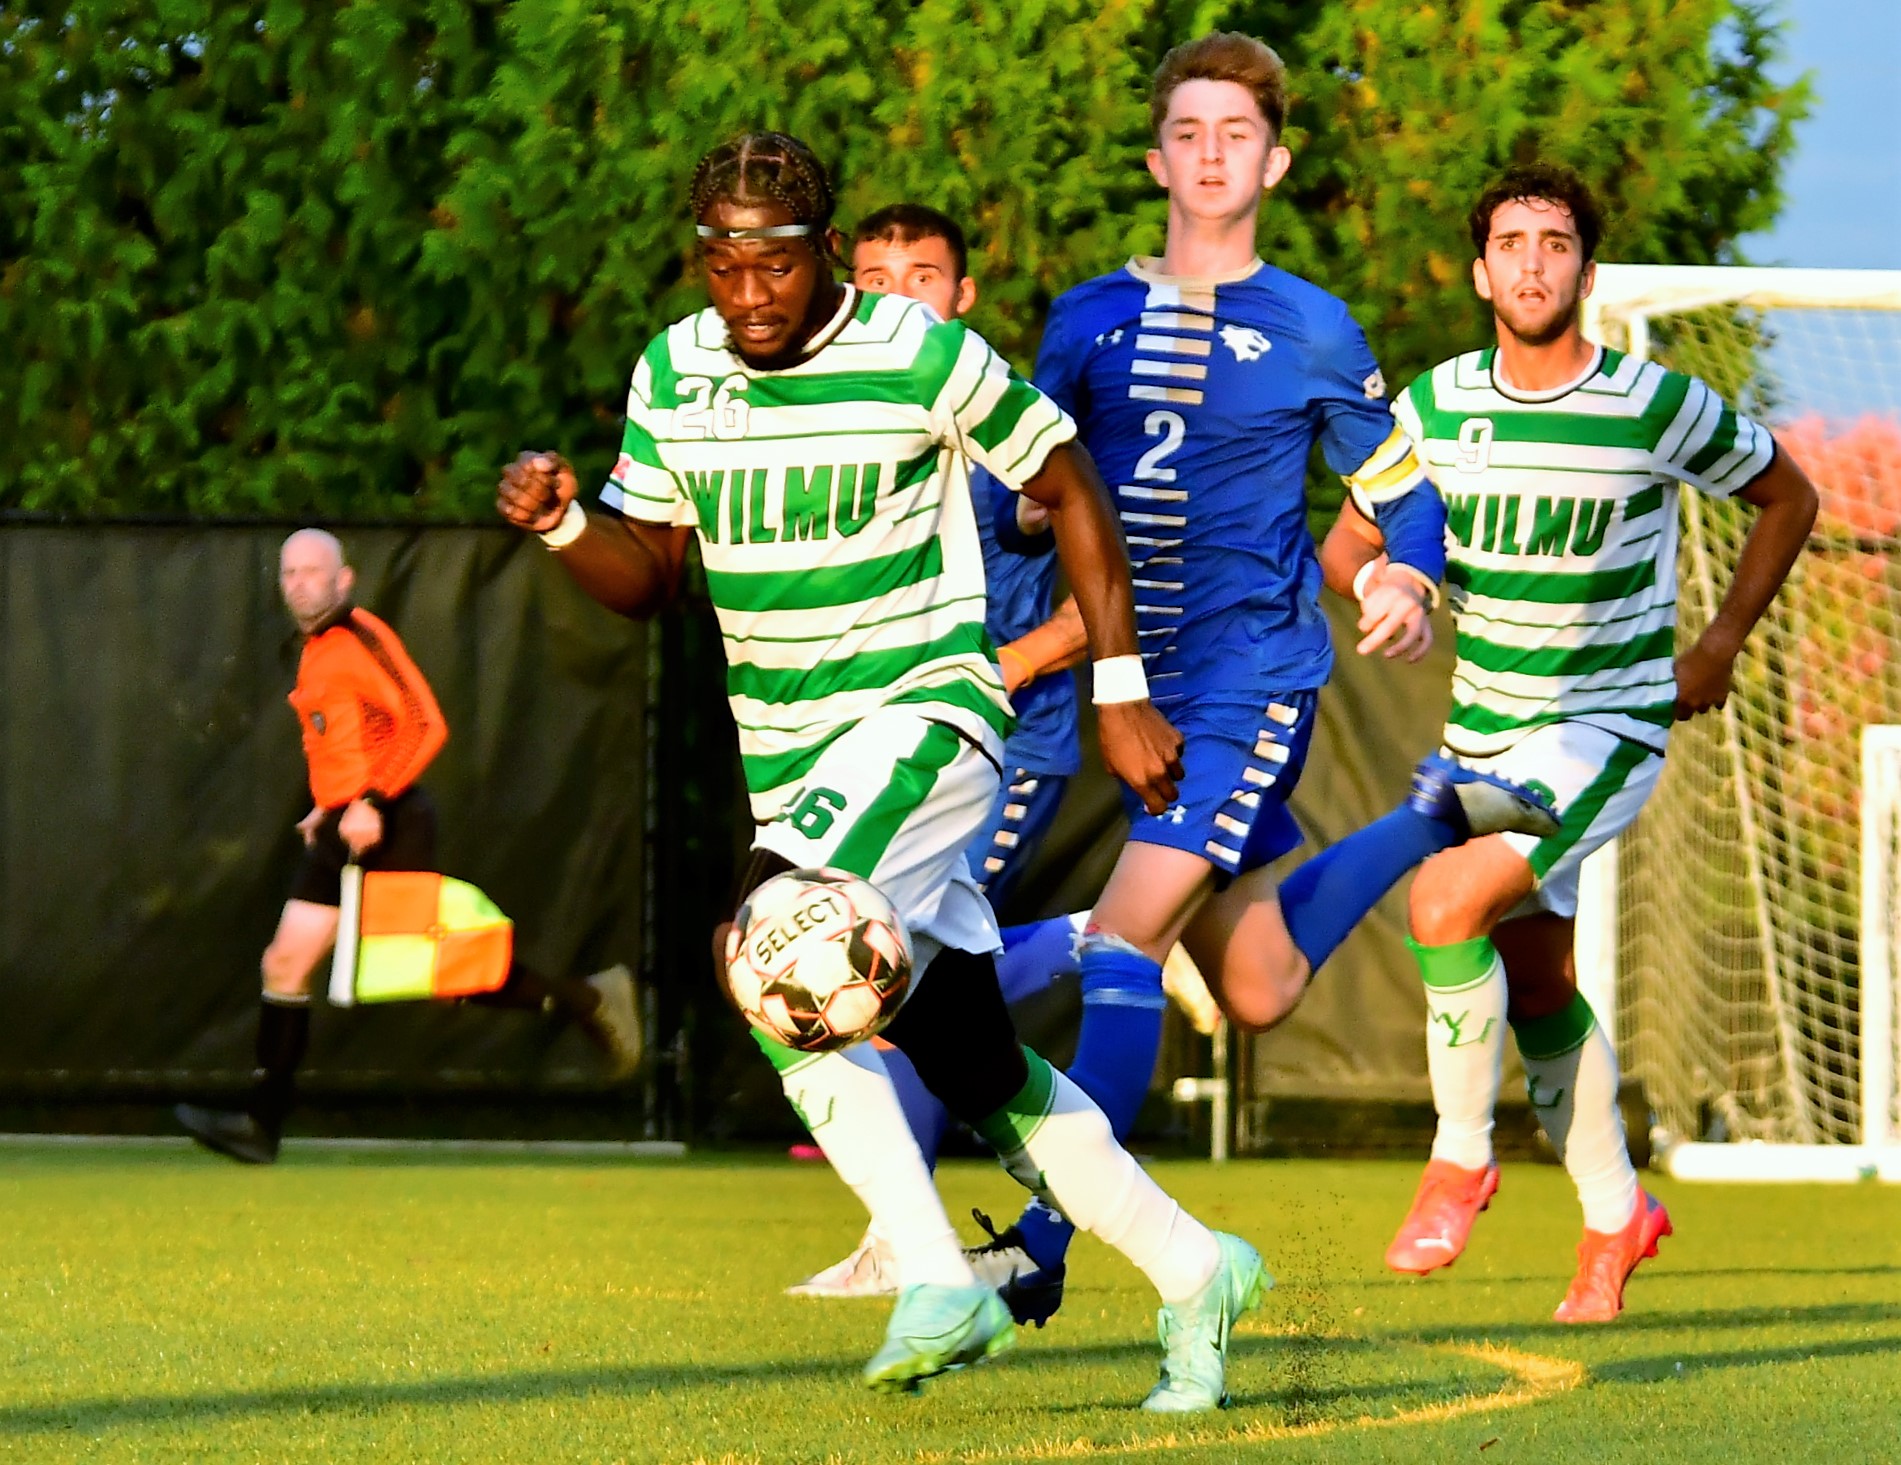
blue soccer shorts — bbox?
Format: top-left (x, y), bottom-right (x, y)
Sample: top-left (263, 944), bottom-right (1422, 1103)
top-left (963, 768), bottom-right (1071, 911)
top-left (1121, 691), bottom-right (1319, 880)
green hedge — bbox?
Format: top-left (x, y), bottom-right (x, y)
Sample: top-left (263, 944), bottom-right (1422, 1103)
top-left (1, 1), bottom-right (1804, 518)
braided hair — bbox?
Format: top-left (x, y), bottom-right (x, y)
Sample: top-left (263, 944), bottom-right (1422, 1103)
top-left (689, 133), bottom-right (838, 262)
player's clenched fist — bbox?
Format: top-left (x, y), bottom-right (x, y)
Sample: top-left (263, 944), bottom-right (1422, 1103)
top-left (1097, 701), bottom-right (1185, 815)
top-left (497, 451), bottom-right (579, 534)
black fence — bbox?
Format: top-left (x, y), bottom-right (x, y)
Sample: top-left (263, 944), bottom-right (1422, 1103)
top-left (1, 520), bottom-right (1504, 1149)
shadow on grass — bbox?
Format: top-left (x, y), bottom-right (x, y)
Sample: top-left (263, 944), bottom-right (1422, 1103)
top-left (1361, 1263), bottom-right (1901, 1289)
top-left (1594, 1332), bottom-right (1901, 1383)
top-left (0, 1334), bottom-right (1462, 1438)
top-left (1034, 1333), bottom-right (1500, 1416)
top-left (11, 1310), bottom-right (1899, 1439)
top-left (1398, 1297), bottom-right (1901, 1342)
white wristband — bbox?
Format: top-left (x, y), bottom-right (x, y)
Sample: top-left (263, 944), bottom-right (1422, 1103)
top-left (538, 499), bottom-right (586, 549)
top-left (1351, 557), bottom-right (1385, 601)
top-left (1091, 654), bottom-right (1150, 705)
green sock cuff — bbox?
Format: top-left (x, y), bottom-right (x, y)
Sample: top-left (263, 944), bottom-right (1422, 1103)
top-left (750, 1027), bottom-right (818, 1076)
top-left (975, 1048), bottom-right (1057, 1156)
top-left (1408, 935), bottom-right (1502, 992)
top-left (1511, 991), bottom-right (1597, 1061)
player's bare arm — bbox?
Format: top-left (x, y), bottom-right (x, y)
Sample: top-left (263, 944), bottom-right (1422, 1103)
top-left (1675, 445), bottom-right (1819, 720)
top-left (497, 451), bottom-right (691, 618)
top-left (1317, 498), bottom-right (1435, 662)
top-left (1019, 441), bottom-right (1183, 812)
top-left (998, 597), bottom-right (1087, 695)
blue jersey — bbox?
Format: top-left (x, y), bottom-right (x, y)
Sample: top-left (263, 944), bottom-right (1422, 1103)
top-left (973, 465), bottom-right (1080, 776)
top-left (1035, 257), bottom-right (1425, 706)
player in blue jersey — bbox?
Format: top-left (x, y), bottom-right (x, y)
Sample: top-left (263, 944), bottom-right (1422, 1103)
top-left (963, 32), bottom-right (1562, 1325)
top-left (790, 203), bottom-right (1093, 1298)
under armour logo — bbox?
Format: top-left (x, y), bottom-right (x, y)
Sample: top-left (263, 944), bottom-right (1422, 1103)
top-left (1155, 804), bottom-right (1187, 825)
top-left (1527, 1079), bottom-right (1567, 1110)
top-left (1096, 328), bottom-right (1124, 347)
top-left (1219, 325), bottom-right (1271, 361)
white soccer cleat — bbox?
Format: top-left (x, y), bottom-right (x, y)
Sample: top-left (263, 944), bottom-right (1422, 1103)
top-left (582, 964), bottom-right (643, 1080)
top-left (1409, 753), bottom-right (1561, 840)
top-left (786, 1231), bottom-right (898, 1298)
top-left (965, 1230), bottom-right (1039, 1291)
top-left (1162, 943), bottom-right (1221, 1037)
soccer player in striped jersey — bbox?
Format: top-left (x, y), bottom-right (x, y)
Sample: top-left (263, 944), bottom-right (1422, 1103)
top-left (498, 132), bottom-right (1270, 1410)
top-left (787, 203), bottom-right (1090, 1300)
top-left (962, 32), bottom-right (1562, 1327)
top-left (1323, 163), bottom-right (1818, 1321)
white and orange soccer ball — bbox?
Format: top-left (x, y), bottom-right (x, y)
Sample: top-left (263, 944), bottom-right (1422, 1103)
top-left (723, 868), bottom-right (913, 1052)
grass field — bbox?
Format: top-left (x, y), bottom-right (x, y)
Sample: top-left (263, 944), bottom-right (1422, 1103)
top-left (1, 1144), bottom-right (1897, 1464)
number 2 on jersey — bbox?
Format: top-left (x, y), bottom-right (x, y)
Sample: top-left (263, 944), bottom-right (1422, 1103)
top-left (1134, 410), bottom-right (1185, 482)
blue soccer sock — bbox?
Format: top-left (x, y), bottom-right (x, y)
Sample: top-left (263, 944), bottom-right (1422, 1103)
top-left (995, 912), bottom-right (1087, 1006)
top-left (877, 1042), bottom-right (951, 1171)
top-left (1012, 940), bottom-right (1165, 1272)
top-left (1279, 807), bottom-right (1458, 974)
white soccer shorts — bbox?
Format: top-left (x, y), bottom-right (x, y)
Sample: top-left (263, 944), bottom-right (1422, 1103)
top-left (1448, 720), bottom-right (1664, 920)
top-left (754, 708), bottom-right (1003, 979)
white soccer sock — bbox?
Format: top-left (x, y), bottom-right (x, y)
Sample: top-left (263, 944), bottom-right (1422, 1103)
top-left (983, 1056), bottom-right (1220, 1303)
top-left (777, 1044), bottom-right (974, 1288)
top-left (1515, 995), bottom-right (1640, 1233)
top-left (1414, 937), bottom-right (1509, 1170)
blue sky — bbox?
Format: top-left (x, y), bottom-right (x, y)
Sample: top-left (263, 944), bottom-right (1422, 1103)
top-left (1744, 0), bottom-right (1901, 269)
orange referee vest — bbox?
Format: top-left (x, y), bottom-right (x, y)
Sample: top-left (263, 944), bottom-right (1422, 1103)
top-left (288, 607), bottom-right (448, 809)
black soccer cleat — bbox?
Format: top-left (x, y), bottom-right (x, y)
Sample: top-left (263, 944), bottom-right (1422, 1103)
top-left (966, 1209), bottom-right (1067, 1328)
top-left (174, 1103), bottom-right (281, 1165)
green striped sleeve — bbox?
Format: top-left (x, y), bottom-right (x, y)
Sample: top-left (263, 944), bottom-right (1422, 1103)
top-left (605, 351), bottom-right (689, 524)
top-left (1653, 372), bottom-right (1774, 498)
top-left (939, 326), bottom-right (1076, 488)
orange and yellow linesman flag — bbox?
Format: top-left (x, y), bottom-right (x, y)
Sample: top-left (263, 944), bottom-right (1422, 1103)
top-left (328, 865), bottom-right (513, 1006)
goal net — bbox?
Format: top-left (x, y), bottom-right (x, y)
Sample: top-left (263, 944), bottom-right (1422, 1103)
top-left (1580, 265), bottom-right (1901, 1181)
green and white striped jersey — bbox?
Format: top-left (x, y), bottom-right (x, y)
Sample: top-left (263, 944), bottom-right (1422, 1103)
top-left (1393, 345), bottom-right (1774, 756)
top-left (601, 286), bottom-right (1076, 819)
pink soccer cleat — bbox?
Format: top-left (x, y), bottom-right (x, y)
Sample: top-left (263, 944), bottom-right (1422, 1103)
top-left (1554, 1189), bottom-right (1672, 1323)
top-left (1385, 1159), bottom-right (1501, 1274)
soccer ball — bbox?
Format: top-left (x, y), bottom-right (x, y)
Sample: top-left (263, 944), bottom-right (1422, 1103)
top-left (723, 868), bottom-right (913, 1052)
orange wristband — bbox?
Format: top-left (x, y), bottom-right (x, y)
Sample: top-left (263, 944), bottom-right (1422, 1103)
top-left (998, 645), bottom-right (1036, 684)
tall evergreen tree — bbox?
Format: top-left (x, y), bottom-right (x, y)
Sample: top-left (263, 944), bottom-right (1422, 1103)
top-left (0, 1), bottom-right (1806, 517)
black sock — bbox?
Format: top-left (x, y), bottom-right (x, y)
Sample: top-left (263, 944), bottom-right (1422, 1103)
top-left (469, 961), bottom-right (602, 1020)
top-left (252, 994), bottom-right (310, 1132)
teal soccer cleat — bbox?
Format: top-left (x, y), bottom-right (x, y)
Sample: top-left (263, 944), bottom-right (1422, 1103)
top-left (862, 1283), bottom-right (1016, 1393)
top-left (1141, 1233), bottom-right (1271, 1413)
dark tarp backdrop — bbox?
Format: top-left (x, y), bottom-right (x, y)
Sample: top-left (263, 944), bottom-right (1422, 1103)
top-left (2, 522), bottom-right (1531, 1146)
top-left (0, 524), bottom-right (656, 1111)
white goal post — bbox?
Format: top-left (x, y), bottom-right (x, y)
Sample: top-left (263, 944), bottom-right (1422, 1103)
top-left (1579, 264), bottom-right (1901, 1182)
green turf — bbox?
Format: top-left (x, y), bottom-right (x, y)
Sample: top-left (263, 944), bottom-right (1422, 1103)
top-left (0, 1146), bottom-right (1896, 1463)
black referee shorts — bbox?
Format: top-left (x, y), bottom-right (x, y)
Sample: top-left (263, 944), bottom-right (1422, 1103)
top-left (288, 788), bottom-right (439, 907)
